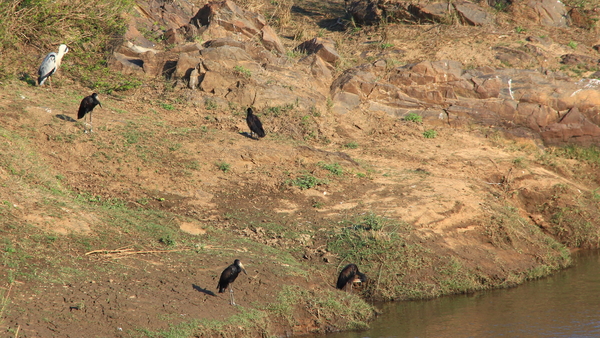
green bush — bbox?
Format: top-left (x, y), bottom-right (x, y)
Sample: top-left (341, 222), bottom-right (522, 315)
top-left (288, 174), bottom-right (326, 190)
top-left (404, 113), bottom-right (422, 123)
top-left (423, 129), bottom-right (437, 138)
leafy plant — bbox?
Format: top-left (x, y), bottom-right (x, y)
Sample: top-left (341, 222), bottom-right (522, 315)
top-left (568, 40), bottom-right (578, 49)
top-left (288, 174), bottom-right (326, 190)
top-left (205, 98), bottom-right (217, 110)
top-left (380, 42), bottom-right (394, 49)
top-left (160, 102), bottom-right (174, 110)
top-left (404, 113), bottom-right (423, 123)
top-left (423, 129), bottom-right (437, 138)
top-left (216, 162), bottom-right (230, 173)
top-left (318, 162), bottom-right (343, 176)
top-left (344, 141), bottom-right (359, 149)
top-left (233, 65), bottom-right (251, 78)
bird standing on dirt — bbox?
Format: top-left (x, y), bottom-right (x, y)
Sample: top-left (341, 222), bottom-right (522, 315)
top-left (246, 107), bottom-right (265, 139)
top-left (78, 93), bottom-right (103, 133)
top-left (336, 263), bottom-right (367, 292)
top-left (38, 44), bottom-right (69, 87)
top-left (217, 259), bottom-right (247, 306)
top-left (189, 64), bottom-right (199, 90)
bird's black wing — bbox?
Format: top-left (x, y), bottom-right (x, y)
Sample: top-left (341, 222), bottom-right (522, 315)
top-left (78, 96), bottom-right (92, 119)
top-left (217, 264), bottom-right (237, 293)
top-left (250, 115), bottom-right (265, 138)
top-left (336, 264), bottom-right (358, 289)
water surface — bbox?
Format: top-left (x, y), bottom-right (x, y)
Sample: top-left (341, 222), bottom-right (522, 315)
top-left (319, 250), bottom-right (600, 338)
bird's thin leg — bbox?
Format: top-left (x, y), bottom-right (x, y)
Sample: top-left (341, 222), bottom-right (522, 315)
top-left (49, 76), bottom-right (52, 89)
top-left (90, 112), bottom-right (93, 133)
top-left (230, 286), bottom-right (236, 306)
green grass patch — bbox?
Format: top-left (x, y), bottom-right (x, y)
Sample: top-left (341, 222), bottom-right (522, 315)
top-left (216, 161), bottom-right (230, 173)
top-left (318, 162), bottom-right (343, 176)
top-left (423, 129), bottom-right (437, 138)
top-left (287, 174), bottom-right (327, 190)
top-left (550, 145), bottom-right (600, 165)
top-left (267, 285), bottom-right (374, 332)
top-left (344, 141), bottom-right (359, 149)
top-left (403, 113), bottom-right (422, 123)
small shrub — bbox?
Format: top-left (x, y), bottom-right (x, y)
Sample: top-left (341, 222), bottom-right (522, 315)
top-left (205, 98), bottom-right (218, 110)
top-left (160, 102), bottom-right (174, 110)
top-left (233, 65), bottom-right (251, 78)
top-left (159, 236), bottom-right (176, 246)
top-left (380, 42), bottom-right (394, 49)
top-left (288, 174), bottom-right (326, 190)
top-left (318, 162), bottom-right (343, 176)
top-left (344, 141), bottom-right (359, 149)
top-left (423, 130), bottom-right (437, 139)
top-left (404, 113), bottom-right (422, 123)
top-left (568, 41), bottom-right (578, 49)
top-left (216, 162), bottom-right (230, 173)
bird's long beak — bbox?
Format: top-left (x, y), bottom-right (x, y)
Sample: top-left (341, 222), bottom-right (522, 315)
top-left (99, 101), bottom-right (103, 108)
top-left (240, 263), bottom-right (247, 274)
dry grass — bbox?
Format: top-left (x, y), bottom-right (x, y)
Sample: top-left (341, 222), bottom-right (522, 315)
top-left (0, 0), bottom-right (132, 78)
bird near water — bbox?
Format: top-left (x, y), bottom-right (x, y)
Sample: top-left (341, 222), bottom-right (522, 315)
top-left (336, 263), bottom-right (367, 293)
top-left (217, 259), bottom-right (247, 306)
top-left (78, 93), bottom-right (102, 133)
top-left (246, 107), bottom-right (265, 139)
top-left (38, 44), bottom-right (69, 87)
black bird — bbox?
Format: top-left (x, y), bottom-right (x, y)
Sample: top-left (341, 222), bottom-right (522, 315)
top-left (246, 107), bottom-right (265, 139)
top-left (336, 263), bottom-right (367, 293)
top-left (77, 93), bottom-right (102, 133)
top-left (217, 259), bottom-right (247, 305)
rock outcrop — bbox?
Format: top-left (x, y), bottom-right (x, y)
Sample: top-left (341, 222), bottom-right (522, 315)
top-left (330, 60), bottom-right (600, 146)
top-left (108, 0), bottom-right (600, 147)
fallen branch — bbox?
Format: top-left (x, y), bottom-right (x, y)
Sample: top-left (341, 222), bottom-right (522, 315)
top-left (84, 247), bottom-right (189, 258)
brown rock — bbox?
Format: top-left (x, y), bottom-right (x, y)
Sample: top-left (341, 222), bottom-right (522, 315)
top-left (199, 71), bottom-right (237, 95)
top-left (295, 38), bottom-right (340, 64)
top-left (261, 25), bottom-right (286, 54)
top-left (190, 0), bottom-right (285, 54)
top-left (493, 46), bottom-right (533, 66)
top-left (417, 2), bottom-right (451, 23)
top-left (560, 54), bottom-right (600, 68)
top-left (454, 1), bottom-right (493, 26)
top-left (164, 28), bottom-right (184, 45)
top-left (527, 0), bottom-right (568, 27)
top-left (175, 53), bottom-right (202, 80)
top-left (108, 53), bottom-right (144, 75)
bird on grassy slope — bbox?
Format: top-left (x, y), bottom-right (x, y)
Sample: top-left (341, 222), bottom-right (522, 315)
top-left (336, 263), bottom-right (367, 293)
top-left (38, 44), bottom-right (69, 87)
top-left (217, 259), bottom-right (247, 306)
top-left (189, 64), bottom-right (199, 90)
top-left (78, 93), bottom-right (102, 133)
top-left (246, 107), bottom-right (265, 139)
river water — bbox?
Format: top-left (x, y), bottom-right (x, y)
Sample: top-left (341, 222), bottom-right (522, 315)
top-left (318, 250), bottom-right (600, 338)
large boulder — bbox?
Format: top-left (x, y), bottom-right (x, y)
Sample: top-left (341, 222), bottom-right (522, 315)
top-left (190, 0), bottom-right (286, 54)
top-left (346, 0), bottom-right (494, 26)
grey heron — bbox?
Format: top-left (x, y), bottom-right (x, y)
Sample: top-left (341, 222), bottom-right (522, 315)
top-left (217, 259), bottom-right (247, 306)
top-left (77, 93), bottom-right (102, 133)
top-left (38, 44), bottom-right (69, 87)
